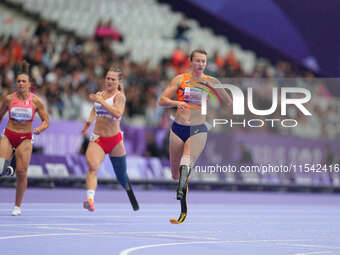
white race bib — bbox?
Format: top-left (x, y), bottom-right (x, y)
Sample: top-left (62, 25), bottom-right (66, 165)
top-left (184, 87), bottom-right (205, 105)
top-left (11, 107), bottom-right (33, 122)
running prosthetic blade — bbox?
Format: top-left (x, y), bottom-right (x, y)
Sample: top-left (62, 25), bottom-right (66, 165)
top-left (170, 185), bottom-right (188, 224)
top-left (176, 165), bottom-right (191, 200)
top-left (126, 183), bottom-right (139, 211)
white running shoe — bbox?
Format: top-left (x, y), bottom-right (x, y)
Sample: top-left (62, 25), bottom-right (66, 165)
top-left (11, 206), bottom-right (21, 216)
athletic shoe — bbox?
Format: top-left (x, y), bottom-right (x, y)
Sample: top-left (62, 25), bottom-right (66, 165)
top-left (83, 198), bottom-right (95, 212)
top-left (11, 206), bottom-right (21, 216)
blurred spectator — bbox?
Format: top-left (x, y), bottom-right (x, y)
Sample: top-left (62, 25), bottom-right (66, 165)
top-left (322, 146), bottom-right (336, 183)
top-left (0, 17), bottom-right (339, 141)
top-left (323, 146), bottom-right (335, 166)
top-left (239, 144), bottom-right (253, 164)
top-left (213, 50), bottom-right (225, 69)
top-left (290, 110), bottom-right (322, 138)
top-left (34, 19), bottom-right (50, 37)
top-left (171, 47), bottom-right (190, 74)
top-left (174, 18), bottom-right (191, 42)
top-left (95, 19), bottom-right (123, 42)
top-left (236, 144), bottom-right (254, 181)
top-left (225, 49), bottom-right (240, 72)
top-left (145, 95), bottom-right (162, 127)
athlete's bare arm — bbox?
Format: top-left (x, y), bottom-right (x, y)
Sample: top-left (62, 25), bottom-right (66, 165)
top-left (0, 95), bottom-right (11, 124)
top-left (82, 107), bottom-right (95, 135)
top-left (33, 95), bottom-right (49, 134)
top-left (159, 74), bottom-right (187, 112)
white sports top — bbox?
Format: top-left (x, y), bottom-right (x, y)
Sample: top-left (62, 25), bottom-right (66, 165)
top-left (94, 92), bottom-right (121, 120)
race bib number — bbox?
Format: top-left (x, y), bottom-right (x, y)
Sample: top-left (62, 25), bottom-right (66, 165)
top-left (11, 107), bottom-right (33, 122)
top-left (184, 87), bottom-right (205, 105)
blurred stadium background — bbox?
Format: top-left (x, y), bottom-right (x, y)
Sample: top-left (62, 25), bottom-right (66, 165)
top-left (1, 0), bottom-right (340, 192)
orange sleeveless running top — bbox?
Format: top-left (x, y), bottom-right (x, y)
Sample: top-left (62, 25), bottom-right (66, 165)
top-left (176, 73), bottom-right (211, 109)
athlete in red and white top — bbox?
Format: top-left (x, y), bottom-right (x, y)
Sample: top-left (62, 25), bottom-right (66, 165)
top-left (0, 61), bottom-right (49, 216)
top-left (81, 66), bottom-right (139, 212)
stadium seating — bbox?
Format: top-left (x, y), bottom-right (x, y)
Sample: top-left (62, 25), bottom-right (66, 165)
top-left (0, 4), bottom-right (37, 37)
top-left (4, 0), bottom-right (256, 71)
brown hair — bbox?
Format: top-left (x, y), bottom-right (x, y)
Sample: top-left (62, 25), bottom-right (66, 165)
top-left (17, 60), bottom-right (31, 80)
top-left (190, 48), bottom-right (208, 61)
top-left (108, 66), bottom-right (123, 92)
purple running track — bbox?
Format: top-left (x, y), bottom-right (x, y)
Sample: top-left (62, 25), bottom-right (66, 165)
top-left (1, 188), bottom-right (340, 255)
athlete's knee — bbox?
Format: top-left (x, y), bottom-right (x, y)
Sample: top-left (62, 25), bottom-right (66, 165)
top-left (86, 159), bottom-right (100, 173)
top-left (15, 169), bottom-right (27, 179)
top-left (180, 155), bottom-right (194, 168)
top-left (88, 165), bottom-right (99, 174)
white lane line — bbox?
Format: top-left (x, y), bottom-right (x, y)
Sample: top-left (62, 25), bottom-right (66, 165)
top-left (0, 225), bottom-right (216, 236)
top-left (0, 209), bottom-right (141, 211)
top-left (0, 203), bottom-right (172, 206)
top-left (0, 221), bottom-right (231, 227)
top-left (0, 223), bottom-right (130, 227)
top-left (1, 215), bottom-right (338, 219)
top-left (1, 230), bottom-right (337, 255)
top-left (1, 208), bottom-right (338, 214)
top-left (288, 244), bottom-right (340, 250)
top-left (0, 209), bottom-right (209, 212)
top-left (294, 251), bottom-right (333, 255)
top-left (0, 231), bottom-right (221, 241)
top-left (0, 216), bottom-right (165, 218)
top-left (153, 234), bottom-right (218, 241)
top-left (1, 203), bottom-right (339, 210)
top-left (0, 232), bottom-right (104, 240)
top-left (119, 239), bottom-right (313, 255)
top-left (34, 227), bottom-right (205, 234)
top-left (36, 226), bottom-right (89, 231)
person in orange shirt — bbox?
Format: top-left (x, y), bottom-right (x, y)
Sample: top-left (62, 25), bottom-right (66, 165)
top-left (159, 49), bottom-right (232, 223)
top-left (171, 47), bottom-right (191, 74)
top-left (226, 50), bottom-right (240, 71)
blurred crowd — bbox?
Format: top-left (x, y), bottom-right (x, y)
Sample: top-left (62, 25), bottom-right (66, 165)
top-left (1, 19), bottom-right (340, 140)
